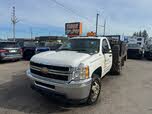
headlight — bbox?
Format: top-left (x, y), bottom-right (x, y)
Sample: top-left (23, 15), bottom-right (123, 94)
top-left (72, 63), bottom-right (89, 81)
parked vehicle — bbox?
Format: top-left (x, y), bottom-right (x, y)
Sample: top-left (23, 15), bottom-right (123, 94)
top-left (144, 38), bottom-right (152, 60)
top-left (127, 37), bottom-right (144, 59)
top-left (0, 41), bottom-right (22, 61)
top-left (21, 41), bottom-right (36, 60)
top-left (26, 36), bottom-right (126, 104)
top-left (35, 42), bottom-right (50, 54)
top-left (35, 42), bottom-right (62, 54)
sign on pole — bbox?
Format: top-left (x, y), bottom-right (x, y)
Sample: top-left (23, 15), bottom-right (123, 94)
top-left (65, 22), bottom-right (82, 37)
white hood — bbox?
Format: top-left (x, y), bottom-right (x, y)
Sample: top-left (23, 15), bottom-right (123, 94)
top-left (31, 51), bottom-right (91, 67)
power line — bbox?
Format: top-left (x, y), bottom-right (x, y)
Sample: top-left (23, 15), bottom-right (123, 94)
top-left (49, 0), bottom-right (100, 27)
top-left (48, 0), bottom-right (106, 35)
top-left (49, 0), bottom-right (92, 22)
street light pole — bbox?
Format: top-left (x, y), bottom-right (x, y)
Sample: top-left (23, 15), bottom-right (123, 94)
top-left (103, 19), bottom-right (106, 35)
top-left (11, 6), bottom-right (19, 41)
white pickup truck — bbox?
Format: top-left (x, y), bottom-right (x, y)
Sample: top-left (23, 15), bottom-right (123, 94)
top-left (26, 36), bottom-right (127, 104)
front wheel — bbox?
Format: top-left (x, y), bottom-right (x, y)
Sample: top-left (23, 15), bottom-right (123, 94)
top-left (87, 74), bottom-right (101, 105)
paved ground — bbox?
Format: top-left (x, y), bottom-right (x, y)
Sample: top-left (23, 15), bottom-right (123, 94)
top-left (0, 60), bottom-right (152, 114)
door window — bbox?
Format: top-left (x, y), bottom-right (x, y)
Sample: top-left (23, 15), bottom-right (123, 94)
top-left (102, 39), bottom-right (110, 53)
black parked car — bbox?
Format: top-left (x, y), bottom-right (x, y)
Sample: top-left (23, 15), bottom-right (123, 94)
top-left (0, 41), bottom-right (22, 61)
top-left (20, 41), bottom-right (37, 60)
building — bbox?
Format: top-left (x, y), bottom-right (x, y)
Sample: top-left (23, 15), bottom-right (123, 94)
top-left (35, 36), bottom-right (68, 42)
top-left (7, 38), bottom-right (34, 42)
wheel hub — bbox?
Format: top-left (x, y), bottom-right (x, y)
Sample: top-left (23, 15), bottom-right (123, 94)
top-left (91, 81), bottom-right (100, 102)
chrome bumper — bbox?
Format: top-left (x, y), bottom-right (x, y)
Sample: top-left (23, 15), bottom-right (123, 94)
top-left (26, 69), bottom-right (92, 99)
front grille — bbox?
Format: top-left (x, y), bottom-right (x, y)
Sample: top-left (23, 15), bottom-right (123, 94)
top-left (30, 69), bottom-right (69, 81)
top-left (30, 62), bottom-right (71, 81)
top-left (30, 62), bottom-right (69, 72)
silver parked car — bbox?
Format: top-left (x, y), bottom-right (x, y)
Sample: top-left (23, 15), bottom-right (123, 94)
top-left (0, 41), bottom-right (22, 61)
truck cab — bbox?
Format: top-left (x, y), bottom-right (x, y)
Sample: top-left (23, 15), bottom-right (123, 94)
top-left (26, 36), bottom-right (125, 104)
top-left (127, 37), bottom-right (145, 59)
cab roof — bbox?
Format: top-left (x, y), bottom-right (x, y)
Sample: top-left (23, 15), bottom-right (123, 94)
top-left (70, 36), bottom-right (106, 40)
top-left (0, 41), bottom-right (16, 43)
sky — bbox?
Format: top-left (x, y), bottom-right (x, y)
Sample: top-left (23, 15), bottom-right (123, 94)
top-left (0, 0), bottom-right (152, 39)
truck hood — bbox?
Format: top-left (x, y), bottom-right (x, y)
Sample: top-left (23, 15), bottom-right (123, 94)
top-left (31, 51), bottom-right (91, 67)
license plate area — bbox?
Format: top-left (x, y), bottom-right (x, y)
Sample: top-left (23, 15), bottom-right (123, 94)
top-left (9, 50), bottom-right (17, 53)
top-left (35, 81), bottom-right (55, 89)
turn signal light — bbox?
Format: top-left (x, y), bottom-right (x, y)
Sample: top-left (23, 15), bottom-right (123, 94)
top-left (85, 66), bottom-right (89, 79)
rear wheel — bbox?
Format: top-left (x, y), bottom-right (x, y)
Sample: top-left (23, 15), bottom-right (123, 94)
top-left (87, 74), bottom-right (101, 105)
top-left (116, 61), bottom-right (122, 75)
top-left (110, 45), bottom-right (122, 75)
top-left (116, 60), bottom-right (122, 75)
top-left (24, 50), bottom-right (34, 60)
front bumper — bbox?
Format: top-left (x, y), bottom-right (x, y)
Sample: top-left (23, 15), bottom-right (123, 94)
top-left (26, 69), bottom-right (92, 100)
top-left (127, 49), bottom-right (143, 58)
top-left (0, 54), bottom-right (22, 60)
top-left (144, 51), bottom-right (152, 59)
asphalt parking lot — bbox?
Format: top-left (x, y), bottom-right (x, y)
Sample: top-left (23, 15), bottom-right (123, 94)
top-left (0, 60), bottom-right (152, 114)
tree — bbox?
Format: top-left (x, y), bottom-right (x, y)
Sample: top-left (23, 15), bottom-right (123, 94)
top-left (142, 30), bottom-right (148, 41)
top-left (132, 30), bottom-right (149, 41)
top-left (139, 31), bottom-right (142, 37)
top-left (136, 32), bottom-right (139, 37)
top-left (133, 32), bottom-right (137, 36)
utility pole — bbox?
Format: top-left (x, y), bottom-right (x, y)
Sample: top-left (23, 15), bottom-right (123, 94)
top-left (103, 19), bottom-right (106, 35)
top-left (96, 13), bottom-right (99, 36)
top-left (49, 32), bottom-right (51, 36)
top-left (30, 28), bottom-right (33, 39)
top-left (11, 6), bottom-right (19, 41)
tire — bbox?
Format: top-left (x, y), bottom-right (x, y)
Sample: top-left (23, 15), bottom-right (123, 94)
top-left (23, 50), bottom-right (35, 60)
top-left (110, 45), bottom-right (122, 75)
top-left (124, 55), bottom-right (127, 61)
top-left (110, 61), bottom-right (122, 75)
top-left (87, 74), bottom-right (101, 105)
top-left (121, 58), bottom-right (124, 66)
top-left (115, 61), bottom-right (122, 75)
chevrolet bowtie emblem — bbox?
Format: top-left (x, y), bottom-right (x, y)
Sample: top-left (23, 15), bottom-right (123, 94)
top-left (41, 67), bottom-right (49, 74)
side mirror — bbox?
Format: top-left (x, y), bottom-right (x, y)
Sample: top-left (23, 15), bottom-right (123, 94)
top-left (103, 48), bottom-right (111, 54)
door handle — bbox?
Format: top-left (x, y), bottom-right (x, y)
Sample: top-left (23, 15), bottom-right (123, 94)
top-left (109, 55), bottom-right (112, 57)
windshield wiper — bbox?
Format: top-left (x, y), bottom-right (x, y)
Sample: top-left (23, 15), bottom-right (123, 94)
top-left (56, 48), bottom-right (73, 51)
top-left (72, 49), bottom-right (88, 52)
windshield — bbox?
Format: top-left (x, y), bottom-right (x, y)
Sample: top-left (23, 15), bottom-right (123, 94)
top-left (0, 42), bottom-right (19, 48)
top-left (24, 42), bottom-right (36, 47)
top-left (36, 42), bottom-right (45, 47)
top-left (59, 39), bottom-right (100, 54)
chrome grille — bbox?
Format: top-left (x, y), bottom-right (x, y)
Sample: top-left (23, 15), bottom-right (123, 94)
top-left (30, 62), bottom-right (72, 81)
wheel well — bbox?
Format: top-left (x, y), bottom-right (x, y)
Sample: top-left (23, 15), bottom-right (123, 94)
top-left (92, 67), bottom-right (102, 77)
